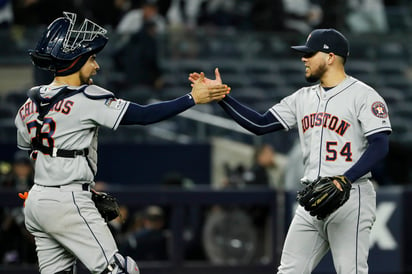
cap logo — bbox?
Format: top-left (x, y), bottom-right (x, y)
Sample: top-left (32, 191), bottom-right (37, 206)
top-left (323, 44), bottom-right (329, 49)
top-left (306, 34), bottom-right (312, 42)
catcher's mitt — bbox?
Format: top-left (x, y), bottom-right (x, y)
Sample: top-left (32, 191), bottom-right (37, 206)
top-left (296, 175), bottom-right (351, 220)
top-left (91, 189), bottom-right (120, 222)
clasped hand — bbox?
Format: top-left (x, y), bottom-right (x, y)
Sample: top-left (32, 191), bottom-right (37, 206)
top-left (190, 69), bottom-right (229, 104)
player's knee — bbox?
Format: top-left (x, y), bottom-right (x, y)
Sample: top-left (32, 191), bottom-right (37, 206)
top-left (102, 253), bottom-right (140, 274)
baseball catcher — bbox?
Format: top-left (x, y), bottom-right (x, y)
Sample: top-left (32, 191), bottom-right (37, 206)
top-left (16, 11), bottom-right (229, 274)
top-left (188, 27), bottom-right (391, 273)
top-left (297, 175), bottom-right (352, 220)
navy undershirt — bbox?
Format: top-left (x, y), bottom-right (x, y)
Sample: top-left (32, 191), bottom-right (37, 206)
top-left (120, 94), bottom-right (195, 125)
top-left (343, 132), bottom-right (389, 182)
top-left (218, 95), bottom-right (283, 135)
top-left (218, 94), bottom-right (390, 183)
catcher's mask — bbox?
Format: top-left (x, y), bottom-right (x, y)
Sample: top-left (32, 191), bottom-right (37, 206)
top-left (28, 12), bottom-right (108, 76)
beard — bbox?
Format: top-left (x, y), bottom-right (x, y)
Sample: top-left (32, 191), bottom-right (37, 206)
top-left (306, 75), bottom-right (320, 83)
top-left (305, 62), bottom-right (327, 83)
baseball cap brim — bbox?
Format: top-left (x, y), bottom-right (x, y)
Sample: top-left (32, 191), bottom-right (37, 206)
top-left (291, 45), bottom-right (316, 54)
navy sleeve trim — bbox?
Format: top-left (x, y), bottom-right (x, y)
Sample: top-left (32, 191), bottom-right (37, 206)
top-left (270, 108), bottom-right (291, 131)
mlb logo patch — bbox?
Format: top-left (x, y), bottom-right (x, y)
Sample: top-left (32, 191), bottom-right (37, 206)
top-left (105, 98), bottom-right (123, 109)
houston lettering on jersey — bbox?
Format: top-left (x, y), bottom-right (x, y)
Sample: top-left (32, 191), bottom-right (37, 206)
top-left (301, 112), bottom-right (351, 136)
top-left (19, 99), bottom-right (74, 121)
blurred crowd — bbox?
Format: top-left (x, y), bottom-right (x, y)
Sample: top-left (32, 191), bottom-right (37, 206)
top-left (0, 150), bottom-right (35, 265)
top-left (1, 0), bottom-right (411, 34)
top-left (2, 0), bottom-right (411, 95)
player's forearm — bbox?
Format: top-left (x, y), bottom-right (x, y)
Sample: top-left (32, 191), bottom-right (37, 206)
top-left (120, 94), bottom-right (195, 125)
top-left (218, 95), bottom-right (283, 135)
top-left (343, 132), bottom-right (390, 182)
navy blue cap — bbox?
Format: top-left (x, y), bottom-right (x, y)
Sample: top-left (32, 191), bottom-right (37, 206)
top-left (291, 28), bottom-right (349, 58)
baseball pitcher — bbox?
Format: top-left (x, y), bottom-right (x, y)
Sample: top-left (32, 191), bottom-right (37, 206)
top-left (189, 28), bottom-right (391, 274)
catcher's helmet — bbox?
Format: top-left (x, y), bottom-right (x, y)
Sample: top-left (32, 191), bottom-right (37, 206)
top-left (29, 12), bottom-right (108, 76)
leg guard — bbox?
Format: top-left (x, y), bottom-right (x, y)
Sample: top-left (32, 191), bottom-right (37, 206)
top-left (102, 253), bottom-right (140, 274)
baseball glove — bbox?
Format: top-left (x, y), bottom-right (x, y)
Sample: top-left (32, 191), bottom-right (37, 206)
top-left (296, 175), bottom-right (351, 220)
top-left (91, 189), bottom-right (120, 222)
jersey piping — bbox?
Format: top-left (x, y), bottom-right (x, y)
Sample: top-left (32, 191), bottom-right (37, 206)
top-left (220, 100), bottom-right (283, 130)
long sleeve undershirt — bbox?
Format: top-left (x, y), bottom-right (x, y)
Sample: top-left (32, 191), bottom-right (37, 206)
top-left (120, 94), bottom-right (195, 125)
top-left (218, 95), bottom-right (284, 135)
top-left (343, 131), bottom-right (389, 182)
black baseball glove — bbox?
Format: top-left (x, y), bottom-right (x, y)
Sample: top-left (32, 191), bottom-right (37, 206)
top-left (296, 175), bottom-right (352, 220)
top-left (91, 189), bottom-right (120, 222)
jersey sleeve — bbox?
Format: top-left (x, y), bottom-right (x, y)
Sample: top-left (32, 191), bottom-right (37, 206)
top-left (81, 96), bottom-right (130, 130)
top-left (357, 88), bottom-right (392, 136)
top-left (15, 112), bottom-right (31, 150)
top-left (269, 91), bottom-right (299, 130)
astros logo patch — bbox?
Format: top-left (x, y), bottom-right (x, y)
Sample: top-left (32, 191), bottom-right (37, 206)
top-left (371, 101), bottom-right (388, 118)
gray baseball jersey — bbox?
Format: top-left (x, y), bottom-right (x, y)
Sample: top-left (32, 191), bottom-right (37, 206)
top-left (270, 76), bottom-right (391, 274)
top-left (270, 76), bottom-right (391, 181)
top-left (15, 84), bottom-right (129, 185)
top-left (15, 84), bottom-right (129, 273)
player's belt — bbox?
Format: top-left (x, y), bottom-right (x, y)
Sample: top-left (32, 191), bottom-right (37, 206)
top-left (36, 183), bottom-right (90, 191)
top-left (33, 143), bottom-right (89, 158)
top-left (51, 147), bottom-right (89, 158)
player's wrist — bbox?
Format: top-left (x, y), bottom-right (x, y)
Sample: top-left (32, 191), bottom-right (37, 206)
top-left (187, 93), bottom-right (197, 104)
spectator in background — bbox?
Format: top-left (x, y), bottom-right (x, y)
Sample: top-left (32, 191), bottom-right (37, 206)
top-left (121, 206), bottom-right (169, 261)
top-left (0, 207), bottom-right (37, 265)
top-left (0, 150), bottom-right (33, 191)
top-left (108, 205), bottom-right (131, 245)
top-left (113, 0), bottom-right (165, 91)
top-left (166, 0), bottom-right (203, 30)
top-left (82, 0), bottom-right (126, 28)
top-left (0, 0), bottom-right (13, 28)
top-left (284, 139), bottom-right (305, 191)
top-left (116, 0), bottom-right (166, 35)
top-left (245, 143), bottom-right (287, 190)
top-left (245, 144), bottom-right (273, 187)
top-left (114, 19), bottom-right (163, 91)
top-left (0, 151), bottom-right (36, 265)
top-left (346, 0), bottom-right (388, 34)
top-left (282, 0), bottom-right (323, 34)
